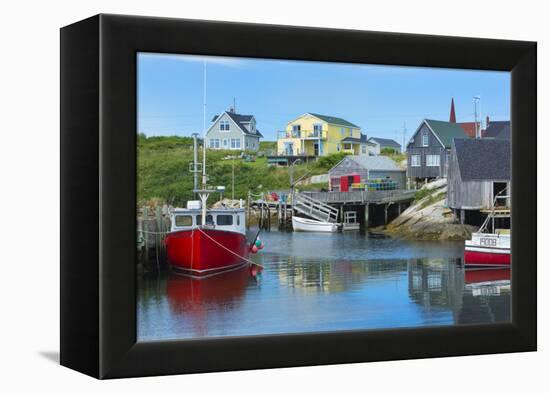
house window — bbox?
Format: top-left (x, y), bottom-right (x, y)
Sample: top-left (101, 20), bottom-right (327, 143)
top-left (361, 145), bottom-right (367, 154)
top-left (426, 154), bottom-right (440, 167)
top-left (313, 123), bottom-right (322, 136)
top-left (219, 120), bottom-right (230, 131)
top-left (337, 144), bottom-right (341, 152)
top-left (411, 154), bottom-right (421, 167)
top-left (209, 138), bottom-right (220, 148)
top-left (292, 124), bottom-right (301, 132)
top-left (422, 132), bottom-right (429, 147)
top-left (230, 138), bottom-right (241, 149)
top-left (340, 127), bottom-right (345, 136)
top-left (246, 141), bottom-right (249, 148)
top-left (223, 139), bottom-right (228, 148)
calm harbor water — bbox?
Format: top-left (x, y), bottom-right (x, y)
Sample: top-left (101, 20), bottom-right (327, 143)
top-left (137, 229), bottom-right (511, 341)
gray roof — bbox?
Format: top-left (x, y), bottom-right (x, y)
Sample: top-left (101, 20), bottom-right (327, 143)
top-left (216, 111), bottom-right (264, 138)
top-left (453, 138), bottom-right (510, 181)
top-left (367, 137), bottom-right (401, 148)
top-left (483, 121), bottom-right (510, 140)
top-left (341, 137), bottom-right (362, 143)
top-left (347, 155), bottom-right (403, 171)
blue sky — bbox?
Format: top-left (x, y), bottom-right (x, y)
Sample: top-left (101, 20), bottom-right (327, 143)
top-left (138, 52), bottom-right (510, 142)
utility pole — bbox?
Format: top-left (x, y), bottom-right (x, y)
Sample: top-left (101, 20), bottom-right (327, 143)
top-left (473, 96), bottom-right (481, 138)
top-left (402, 122), bottom-right (407, 153)
top-left (232, 158), bottom-right (235, 200)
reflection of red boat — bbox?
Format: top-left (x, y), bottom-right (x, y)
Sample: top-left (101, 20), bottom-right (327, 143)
top-left (166, 265), bottom-right (262, 337)
top-left (464, 268), bottom-right (510, 284)
top-left (165, 205), bottom-right (251, 277)
top-left (166, 264), bottom-right (259, 307)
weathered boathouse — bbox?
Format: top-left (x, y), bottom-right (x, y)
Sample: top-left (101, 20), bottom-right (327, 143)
top-left (328, 155), bottom-right (406, 191)
top-left (447, 138), bottom-right (510, 225)
top-left (406, 119), bottom-right (468, 184)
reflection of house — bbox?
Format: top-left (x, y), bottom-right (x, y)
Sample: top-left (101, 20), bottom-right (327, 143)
top-left (328, 155), bottom-right (406, 191)
top-left (406, 119), bottom-right (468, 183)
top-left (447, 138), bottom-right (510, 224)
top-left (367, 137), bottom-right (402, 154)
top-left (276, 113), bottom-right (362, 156)
top-left (205, 108), bottom-right (263, 151)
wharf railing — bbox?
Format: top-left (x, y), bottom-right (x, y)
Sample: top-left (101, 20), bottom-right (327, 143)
top-left (302, 189), bottom-right (416, 205)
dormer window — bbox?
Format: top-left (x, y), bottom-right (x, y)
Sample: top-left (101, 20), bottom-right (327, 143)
top-left (220, 120), bottom-right (230, 131)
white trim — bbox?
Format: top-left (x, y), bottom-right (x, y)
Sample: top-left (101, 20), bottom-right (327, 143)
top-left (422, 120), bottom-right (446, 148)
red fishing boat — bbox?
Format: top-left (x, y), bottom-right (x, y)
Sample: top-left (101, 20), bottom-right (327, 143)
top-left (165, 61), bottom-right (262, 277)
top-left (165, 200), bottom-right (254, 277)
top-left (464, 195), bottom-right (510, 268)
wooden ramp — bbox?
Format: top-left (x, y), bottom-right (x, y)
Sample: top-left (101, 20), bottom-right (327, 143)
top-left (293, 192), bottom-right (339, 223)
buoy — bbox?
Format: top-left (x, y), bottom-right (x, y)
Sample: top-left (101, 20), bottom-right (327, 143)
top-left (255, 239), bottom-right (262, 247)
top-left (251, 245), bottom-right (259, 253)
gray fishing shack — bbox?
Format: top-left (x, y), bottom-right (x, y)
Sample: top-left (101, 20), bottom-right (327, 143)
top-left (447, 138), bottom-right (510, 223)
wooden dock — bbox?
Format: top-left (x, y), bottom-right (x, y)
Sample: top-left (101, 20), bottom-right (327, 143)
top-left (249, 189), bottom-right (416, 230)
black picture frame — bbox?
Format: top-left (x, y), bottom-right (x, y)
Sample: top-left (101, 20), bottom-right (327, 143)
top-left (60, 14), bottom-right (536, 379)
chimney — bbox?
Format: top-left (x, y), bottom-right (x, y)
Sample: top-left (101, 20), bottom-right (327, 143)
top-left (449, 98), bottom-right (457, 123)
top-left (486, 115), bottom-right (490, 127)
top-left (229, 106), bottom-right (235, 113)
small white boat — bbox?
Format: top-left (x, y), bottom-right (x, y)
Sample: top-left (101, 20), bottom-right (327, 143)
top-left (292, 216), bottom-right (340, 232)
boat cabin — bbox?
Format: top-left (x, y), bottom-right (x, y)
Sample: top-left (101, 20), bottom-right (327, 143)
top-left (170, 207), bottom-right (247, 234)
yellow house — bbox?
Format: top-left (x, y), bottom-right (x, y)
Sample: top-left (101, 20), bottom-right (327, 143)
top-left (277, 113), bottom-right (363, 156)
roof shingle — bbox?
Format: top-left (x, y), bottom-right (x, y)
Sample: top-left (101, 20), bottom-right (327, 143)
top-left (453, 138), bottom-right (510, 181)
top-left (483, 121), bottom-right (510, 140)
top-left (425, 119), bottom-right (468, 148)
top-left (308, 113), bottom-right (360, 128)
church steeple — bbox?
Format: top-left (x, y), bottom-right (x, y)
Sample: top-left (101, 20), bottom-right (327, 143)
top-left (449, 98), bottom-right (457, 123)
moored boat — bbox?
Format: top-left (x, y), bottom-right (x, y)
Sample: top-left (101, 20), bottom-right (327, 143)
top-left (165, 202), bottom-right (253, 277)
top-left (464, 201), bottom-right (510, 267)
top-left (292, 216), bottom-right (340, 232)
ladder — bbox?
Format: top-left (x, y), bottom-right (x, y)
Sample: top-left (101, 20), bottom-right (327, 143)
top-left (293, 192), bottom-right (339, 223)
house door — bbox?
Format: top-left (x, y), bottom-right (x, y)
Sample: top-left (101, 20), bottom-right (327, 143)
top-left (284, 142), bottom-right (294, 156)
top-left (314, 142), bottom-right (319, 156)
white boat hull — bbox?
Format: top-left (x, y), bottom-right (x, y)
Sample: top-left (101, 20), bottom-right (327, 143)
top-left (292, 216), bottom-right (340, 232)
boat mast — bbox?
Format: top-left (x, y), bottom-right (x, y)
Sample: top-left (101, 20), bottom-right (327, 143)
top-left (200, 60), bottom-right (208, 225)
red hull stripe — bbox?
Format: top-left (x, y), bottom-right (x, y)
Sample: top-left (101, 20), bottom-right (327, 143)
top-left (464, 249), bottom-right (510, 266)
top-left (165, 228), bottom-right (250, 273)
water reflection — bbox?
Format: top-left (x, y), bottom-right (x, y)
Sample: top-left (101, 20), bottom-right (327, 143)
top-left (137, 230), bottom-right (511, 341)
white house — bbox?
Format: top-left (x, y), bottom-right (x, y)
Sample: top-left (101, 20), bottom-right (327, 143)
top-left (205, 108), bottom-right (263, 151)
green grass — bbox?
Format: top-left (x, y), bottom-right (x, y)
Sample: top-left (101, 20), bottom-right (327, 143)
top-left (418, 191), bottom-right (446, 210)
top-left (138, 135), bottom-right (330, 207)
top-left (414, 187), bottom-right (438, 202)
top-left (380, 150), bottom-right (406, 164)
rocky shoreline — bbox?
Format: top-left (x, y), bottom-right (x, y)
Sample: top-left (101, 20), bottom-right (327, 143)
top-left (378, 180), bottom-right (476, 241)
